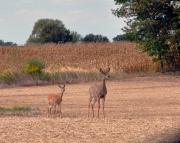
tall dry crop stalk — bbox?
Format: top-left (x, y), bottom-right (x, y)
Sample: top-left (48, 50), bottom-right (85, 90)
top-left (0, 42), bottom-right (158, 73)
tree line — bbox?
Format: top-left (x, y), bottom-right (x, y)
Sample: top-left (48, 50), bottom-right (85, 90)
top-left (0, 19), bottom-right (133, 46)
top-left (26, 18), bottom-right (130, 44)
top-left (0, 40), bottom-right (17, 46)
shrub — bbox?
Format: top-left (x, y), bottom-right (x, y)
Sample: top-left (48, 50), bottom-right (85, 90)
top-left (11, 105), bottom-right (31, 112)
top-left (0, 105), bottom-right (31, 113)
top-left (0, 70), bottom-right (14, 84)
top-left (24, 59), bottom-right (45, 75)
top-left (38, 72), bottom-right (51, 81)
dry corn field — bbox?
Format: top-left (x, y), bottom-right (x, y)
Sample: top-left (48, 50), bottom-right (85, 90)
top-left (0, 42), bottom-right (158, 73)
top-left (0, 76), bottom-right (180, 143)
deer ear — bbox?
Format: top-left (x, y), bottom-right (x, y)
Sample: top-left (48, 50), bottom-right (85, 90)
top-left (66, 79), bottom-right (72, 84)
top-left (99, 68), bottom-right (104, 74)
top-left (106, 67), bottom-right (110, 73)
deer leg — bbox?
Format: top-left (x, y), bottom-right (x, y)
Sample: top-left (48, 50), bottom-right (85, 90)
top-left (48, 105), bottom-right (51, 117)
top-left (102, 97), bottom-right (105, 118)
top-left (97, 99), bottom-right (100, 118)
top-left (57, 104), bottom-right (60, 117)
top-left (88, 101), bottom-right (91, 118)
top-left (91, 103), bottom-right (95, 118)
top-left (49, 105), bottom-right (54, 117)
top-left (88, 97), bottom-right (92, 118)
top-left (91, 98), bottom-right (97, 118)
top-left (59, 104), bottom-right (62, 118)
top-left (53, 105), bottom-right (56, 117)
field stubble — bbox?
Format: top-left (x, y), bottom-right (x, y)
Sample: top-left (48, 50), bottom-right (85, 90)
top-left (0, 76), bottom-right (180, 143)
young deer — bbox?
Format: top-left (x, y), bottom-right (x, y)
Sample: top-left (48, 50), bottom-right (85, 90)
top-left (88, 68), bottom-right (110, 118)
top-left (48, 84), bottom-right (65, 117)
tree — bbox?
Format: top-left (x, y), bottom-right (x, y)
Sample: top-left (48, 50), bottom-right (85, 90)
top-left (113, 32), bottom-right (137, 41)
top-left (27, 19), bottom-right (77, 44)
top-left (113, 0), bottom-right (180, 71)
top-left (0, 40), bottom-right (4, 45)
top-left (82, 34), bottom-right (109, 43)
top-left (0, 40), bottom-right (17, 46)
top-left (70, 31), bottom-right (82, 43)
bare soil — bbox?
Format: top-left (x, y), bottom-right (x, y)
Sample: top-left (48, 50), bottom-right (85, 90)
top-left (0, 76), bottom-right (180, 143)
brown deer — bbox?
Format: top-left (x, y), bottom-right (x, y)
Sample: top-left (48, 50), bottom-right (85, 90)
top-left (48, 84), bottom-right (65, 117)
top-left (88, 68), bottom-right (110, 118)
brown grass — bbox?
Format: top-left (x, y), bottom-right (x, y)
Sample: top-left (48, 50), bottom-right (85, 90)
top-left (0, 42), bottom-right (158, 73)
top-left (0, 76), bottom-right (180, 142)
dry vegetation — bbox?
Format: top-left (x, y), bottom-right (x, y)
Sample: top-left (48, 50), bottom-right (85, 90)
top-left (0, 42), bottom-right (158, 73)
top-left (0, 76), bottom-right (180, 142)
top-left (0, 42), bottom-right (179, 142)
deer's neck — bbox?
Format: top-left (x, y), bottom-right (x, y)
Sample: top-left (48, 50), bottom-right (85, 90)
top-left (59, 92), bottom-right (64, 99)
top-left (102, 78), bottom-right (106, 89)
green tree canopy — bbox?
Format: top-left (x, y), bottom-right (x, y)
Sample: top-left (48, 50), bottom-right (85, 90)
top-left (82, 34), bottom-right (109, 43)
top-left (113, 32), bottom-right (137, 42)
top-left (113, 0), bottom-right (180, 71)
top-left (27, 19), bottom-right (81, 44)
top-left (70, 31), bottom-right (82, 43)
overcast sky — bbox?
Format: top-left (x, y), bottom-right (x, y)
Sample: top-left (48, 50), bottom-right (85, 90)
top-left (0, 0), bottom-right (126, 45)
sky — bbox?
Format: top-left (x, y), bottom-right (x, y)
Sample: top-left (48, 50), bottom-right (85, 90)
top-left (0, 0), bottom-right (126, 45)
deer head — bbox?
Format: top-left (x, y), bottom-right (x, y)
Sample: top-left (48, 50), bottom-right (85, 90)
top-left (58, 83), bottom-right (65, 93)
top-left (99, 67), bottom-right (110, 79)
